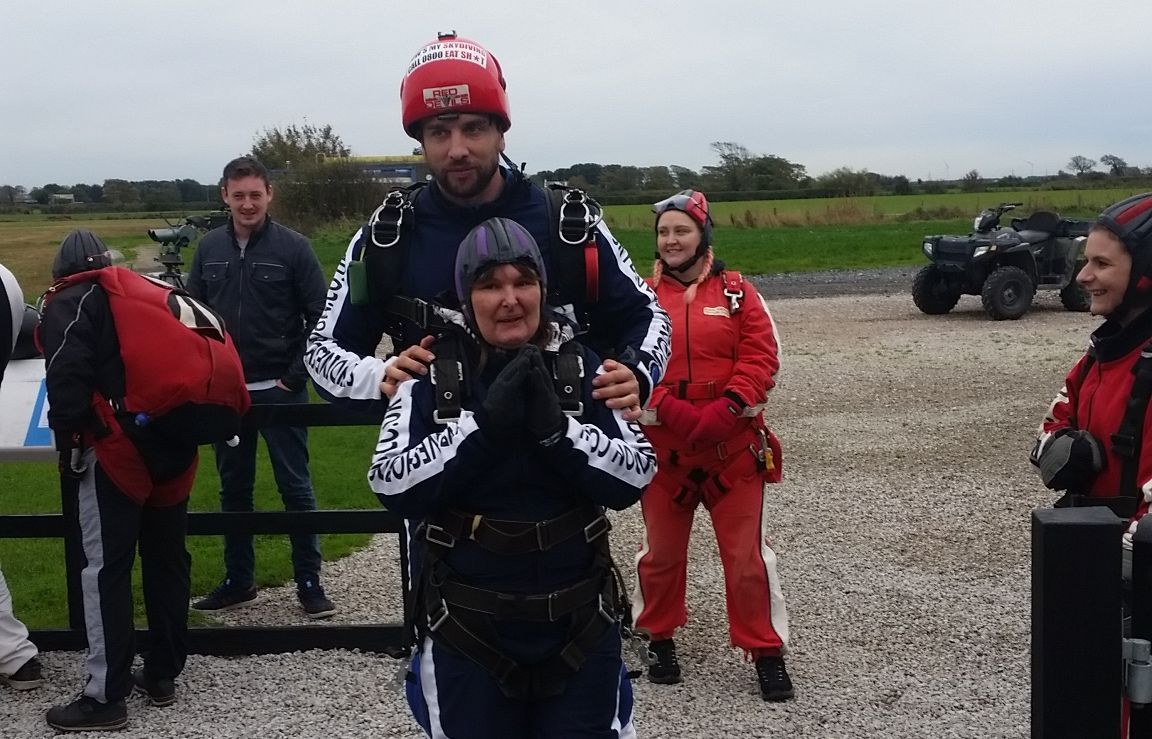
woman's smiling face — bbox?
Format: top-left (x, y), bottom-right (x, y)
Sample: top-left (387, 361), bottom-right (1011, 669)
top-left (1078, 229), bottom-right (1133, 317)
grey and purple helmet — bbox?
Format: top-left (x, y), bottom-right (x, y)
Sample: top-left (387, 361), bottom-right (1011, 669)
top-left (52, 229), bottom-right (112, 279)
top-left (454, 217), bottom-right (547, 320)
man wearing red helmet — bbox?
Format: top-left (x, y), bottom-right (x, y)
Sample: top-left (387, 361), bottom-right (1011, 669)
top-left (306, 32), bottom-right (669, 421)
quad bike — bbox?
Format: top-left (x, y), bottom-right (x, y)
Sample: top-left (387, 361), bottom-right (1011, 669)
top-left (912, 203), bottom-right (1093, 320)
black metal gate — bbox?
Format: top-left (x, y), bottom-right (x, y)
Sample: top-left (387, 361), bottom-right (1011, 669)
top-left (0, 403), bottom-right (410, 657)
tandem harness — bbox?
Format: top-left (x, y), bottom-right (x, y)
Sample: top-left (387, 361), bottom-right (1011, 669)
top-left (346, 177), bottom-right (604, 332)
top-left (411, 505), bottom-right (630, 699)
top-left (1058, 340), bottom-right (1152, 518)
top-left (427, 333), bottom-right (587, 424)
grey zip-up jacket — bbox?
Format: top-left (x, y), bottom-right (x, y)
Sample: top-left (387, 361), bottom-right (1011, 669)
top-left (187, 218), bottom-right (326, 390)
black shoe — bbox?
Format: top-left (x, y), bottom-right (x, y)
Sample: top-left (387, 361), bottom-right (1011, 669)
top-left (646, 638), bottom-right (683, 685)
top-left (133, 667), bottom-right (176, 707)
top-left (298, 580), bottom-right (337, 619)
top-left (46, 695), bottom-right (128, 732)
top-left (3, 656), bottom-right (44, 690)
top-left (755, 655), bottom-right (795, 701)
top-left (191, 580), bottom-right (258, 611)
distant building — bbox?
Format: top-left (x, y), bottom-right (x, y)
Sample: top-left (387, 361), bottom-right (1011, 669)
top-left (49, 193), bottom-right (76, 204)
top-left (271, 155), bottom-right (431, 186)
top-left (347, 155), bottom-right (430, 185)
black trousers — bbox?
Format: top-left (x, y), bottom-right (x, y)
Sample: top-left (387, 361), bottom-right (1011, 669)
top-left (72, 451), bottom-right (191, 703)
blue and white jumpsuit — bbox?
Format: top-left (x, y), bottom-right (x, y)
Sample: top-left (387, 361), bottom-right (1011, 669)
top-left (370, 338), bottom-right (655, 739)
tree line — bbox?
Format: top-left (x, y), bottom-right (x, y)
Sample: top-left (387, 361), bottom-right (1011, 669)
top-left (4, 120), bottom-right (1150, 214)
top-left (0, 179), bottom-right (216, 208)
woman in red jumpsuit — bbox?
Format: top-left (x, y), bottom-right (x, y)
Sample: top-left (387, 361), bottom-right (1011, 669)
top-left (1032, 193), bottom-right (1152, 575)
top-left (631, 189), bottom-right (793, 701)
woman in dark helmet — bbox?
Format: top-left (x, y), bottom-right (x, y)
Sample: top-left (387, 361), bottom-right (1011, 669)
top-left (1032, 192), bottom-right (1152, 573)
top-left (369, 217), bottom-right (654, 738)
top-left (39, 230), bottom-right (198, 732)
top-left (630, 189), bottom-right (794, 701)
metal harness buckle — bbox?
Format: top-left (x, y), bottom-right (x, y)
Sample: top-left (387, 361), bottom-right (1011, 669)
top-left (583, 515), bottom-right (611, 543)
top-left (428, 598), bottom-right (450, 631)
top-left (547, 591), bottom-right (560, 622)
top-left (535, 521), bottom-right (553, 551)
top-left (424, 524), bottom-right (457, 549)
top-left (723, 283), bottom-right (743, 313)
top-left (558, 189), bottom-right (603, 246)
top-left (596, 594), bottom-right (616, 625)
top-left (368, 190), bottom-right (412, 248)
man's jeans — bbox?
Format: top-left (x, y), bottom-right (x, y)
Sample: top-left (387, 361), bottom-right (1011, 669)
top-left (213, 385), bottom-right (321, 588)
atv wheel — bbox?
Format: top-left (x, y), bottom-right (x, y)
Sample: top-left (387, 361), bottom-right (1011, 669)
top-left (981, 266), bottom-right (1035, 320)
top-left (911, 266), bottom-right (961, 315)
top-left (1060, 261), bottom-right (1090, 312)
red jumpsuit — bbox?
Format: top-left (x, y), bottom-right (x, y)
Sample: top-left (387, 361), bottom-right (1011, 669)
top-left (632, 270), bottom-right (789, 657)
top-left (1034, 311), bottom-right (1152, 547)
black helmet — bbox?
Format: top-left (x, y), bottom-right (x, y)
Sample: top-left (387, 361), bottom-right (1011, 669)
top-left (11, 305), bottom-right (42, 360)
top-left (52, 229), bottom-right (112, 279)
top-left (454, 217), bottom-right (547, 318)
top-left (1096, 193), bottom-right (1152, 311)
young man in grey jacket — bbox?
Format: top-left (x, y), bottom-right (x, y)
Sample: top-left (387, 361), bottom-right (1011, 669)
top-left (186, 156), bottom-right (334, 618)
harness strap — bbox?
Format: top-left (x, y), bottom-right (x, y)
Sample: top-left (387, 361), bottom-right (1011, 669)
top-left (430, 336), bottom-right (464, 424)
top-left (367, 185), bottom-right (422, 248)
top-left (437, 575), bottom-right (604, 622)
top-left (555, 340), bottom-right (585, 415)
top-left (665, 380), bottom-right (721, 401)
top-left (350, 184), bottom-right (424, 306)
top-left (425, 570), bottom-right (618, 699)
top-left (546, 184), bottom-right (602, 331)
top-left (426, 506), bottom-right (611, 554)
top-left (721, 270), bottom-right (744, 313)
top-left (1113, 342), bottom-right (1152, 500)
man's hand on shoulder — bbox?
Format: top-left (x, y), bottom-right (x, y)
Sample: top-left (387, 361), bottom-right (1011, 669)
top-left (381, 335), bottom-right (436, 399)
top-left (592, 359), bottom-right (641, 421)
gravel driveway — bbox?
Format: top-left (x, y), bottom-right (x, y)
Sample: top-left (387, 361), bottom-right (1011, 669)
top-left (1, 271), bottom-right (1095, 738)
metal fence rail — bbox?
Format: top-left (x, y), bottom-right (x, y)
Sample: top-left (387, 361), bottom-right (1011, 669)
top-left (0, 402), bottom-right (411, 657)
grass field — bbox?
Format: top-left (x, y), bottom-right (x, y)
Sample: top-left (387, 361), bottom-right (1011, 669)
top-left (604, 188), bottom-right (1145, 229)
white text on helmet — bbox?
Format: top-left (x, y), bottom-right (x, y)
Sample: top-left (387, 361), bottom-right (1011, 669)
top-left (407, 41), bottom-right (488, 75)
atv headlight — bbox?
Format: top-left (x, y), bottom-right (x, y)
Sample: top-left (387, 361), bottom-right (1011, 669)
top-left (922, 241), bottom-right (933, 258)
top-left (973, 245), bottom-right (994, 258)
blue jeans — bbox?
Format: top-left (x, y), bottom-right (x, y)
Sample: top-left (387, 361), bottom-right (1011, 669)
top-left (213, 385), bottom-right (321, 588)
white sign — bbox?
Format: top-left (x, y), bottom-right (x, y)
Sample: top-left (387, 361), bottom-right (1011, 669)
top-left (0, 358), bottom-right (54, 460)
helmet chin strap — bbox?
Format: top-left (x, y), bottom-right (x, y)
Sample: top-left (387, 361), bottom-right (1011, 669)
top-left (661, 243), bottom-right (710, 276)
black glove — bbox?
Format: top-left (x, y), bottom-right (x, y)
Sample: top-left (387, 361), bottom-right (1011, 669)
top-left (524, 345), bottom-right (567, 446)
top-left (477, 348), bottom-right (531, 437)
top-left (1036, 428), bottom-right (1106, 491)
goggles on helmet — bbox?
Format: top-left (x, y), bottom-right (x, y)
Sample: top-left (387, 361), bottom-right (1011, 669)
top-left (652, 189), bottom-right (711, 231)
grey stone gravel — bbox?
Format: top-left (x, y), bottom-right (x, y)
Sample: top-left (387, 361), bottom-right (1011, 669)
top-left (0, 279), bottom-right (1093, 738)
top-left (749, 266), bottom-right (920, 300)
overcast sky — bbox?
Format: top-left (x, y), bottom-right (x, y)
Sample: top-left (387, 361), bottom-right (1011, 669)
top-left (3, 0), bottom-right (1150, 189)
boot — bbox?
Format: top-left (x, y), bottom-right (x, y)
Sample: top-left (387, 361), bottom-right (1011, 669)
top-left (755, 655), bottom-right (795, 701)
top-left (46, 695), bottom-right (128, 732)
top-left (646, 638), bottom-right (683, 685)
